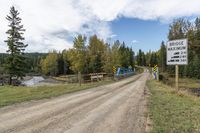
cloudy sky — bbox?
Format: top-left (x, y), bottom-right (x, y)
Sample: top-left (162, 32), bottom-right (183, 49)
top-left (0, 0), bottom-right (200, 53)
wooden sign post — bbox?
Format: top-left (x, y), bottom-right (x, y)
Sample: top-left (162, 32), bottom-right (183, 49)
top-left (175, 65), bottom-right (179, 90)
top-left (167, 39), bottom-right (188, 91)
top-left (78, 72), bottom-right (81, 86)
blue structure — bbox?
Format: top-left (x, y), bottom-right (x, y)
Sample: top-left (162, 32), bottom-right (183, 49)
top-left (115, 67), bottom-right (134, 77)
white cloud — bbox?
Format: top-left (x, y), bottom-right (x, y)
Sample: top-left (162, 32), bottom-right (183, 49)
top-left (122, 0), bottom-right (200, 21)
top-left (132, 40), bottom-right (139, 44)
top-left (1, 0), bottom-right (200, 52)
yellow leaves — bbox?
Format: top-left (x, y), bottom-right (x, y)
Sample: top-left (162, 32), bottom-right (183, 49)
top-left (40, 51), bottom-right (58, 75)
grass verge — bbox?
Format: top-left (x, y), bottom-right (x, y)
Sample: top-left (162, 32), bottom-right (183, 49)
top-left (147, 79), bottom-right (200, 133)
top-left (0, 80), bottom-right (113, 108)
top-left (160, 73), bottom-right (200, 89)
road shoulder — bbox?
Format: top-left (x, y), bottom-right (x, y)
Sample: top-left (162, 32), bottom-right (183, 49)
top-left (147, 79), bottom-right (200, 133)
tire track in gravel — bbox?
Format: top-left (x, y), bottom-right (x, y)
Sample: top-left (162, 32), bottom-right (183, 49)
top-left (0, 73), bottom-right (148, 133)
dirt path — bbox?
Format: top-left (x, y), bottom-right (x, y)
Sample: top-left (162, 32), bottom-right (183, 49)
top-left (0, 72), bottom-right (149, 133)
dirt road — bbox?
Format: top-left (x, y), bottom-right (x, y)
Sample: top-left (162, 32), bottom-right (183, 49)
top-left (0, 72), bottom-right (149, 133)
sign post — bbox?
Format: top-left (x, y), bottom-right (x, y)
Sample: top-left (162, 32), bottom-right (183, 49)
top-left (153, 65), bottom-right (159, 81)
top-left (167, 39), bottom-right (188, 91)
top-left (113, 66), bottom-right (116, 74)
top-left (78, 72), bottom-right (81, 86)
top-left (175, 65), bottom-right (179, 90)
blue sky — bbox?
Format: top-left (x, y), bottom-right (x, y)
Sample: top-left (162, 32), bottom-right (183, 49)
top-left (111, 18), bottom-right (169, 52)
top-left (1, 0), bottom-right (200, 53)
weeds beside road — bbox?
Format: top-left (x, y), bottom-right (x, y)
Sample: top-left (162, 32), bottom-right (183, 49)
top-left (147, 80), bottom-right (200, 133)
top-left (0, 80), bottom-right (113, 108)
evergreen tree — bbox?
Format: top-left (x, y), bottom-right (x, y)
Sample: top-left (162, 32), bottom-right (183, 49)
top-left (102, 43), bottom-right (113, 73)
top-left (129, 48), bottom-right (135, 68)
top-left (118, 42), bottom-right (129, 67)
top-left (111, 40), bottom-right (121, 67)
top-left (159, 41), bottom-right (166, 72)
top-left (57, 53), bottom-right (65, 75)
top-left (192, 55), bottom-right (200, 79)
top-left (145, 50), bottom-right (152, 67)
top-left (193, 18), bottom-right (200, 56)
top-left (141, 52), bottom-right (146, 66)
top-left (4, 6), bottom-right (28, 84)
top-left (150, 52), bottom-right (158, 67)
top-left (137, 49), bottom-right (143, 66)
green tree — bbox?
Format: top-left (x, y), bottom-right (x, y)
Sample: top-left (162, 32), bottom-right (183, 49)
top-left (145, 50), bottom-right (152, 67)
top-left (62, 50), bottom-right (74, 74)
top-left (168, 18), bottom-right (190, 40)
top-left (129, 48), bottom-right (135, 68)
top-left (57, 53), bottom-right (65, 75)
top-left (141, 52), bottom-right (146, 66)
top-left (40, 51), bottom-right (58, 76)
top-left (88, 35), bottom-right (106, 73)
top-left (118, 42), bottom-right (129, 67)
top-left (137, 49), bottom-right (143, 66)
top-left (193, 18), bottom-right (200, 56)
top-left (4, 6), bottom-right (28, 84)
top-left (159, 41), bottom-right (166, 72)
top-left (67, 35), bottom-right (87, 85)
top-left (150, 52), bottom-right (158, 67)
top-left (102, 43), bottom-right (113, 73)
top-left (67, 35), bottom-right (87, 73)
top-left (111, 40), bottom-right (121, 67)
top-left (192, 55), bottom-right (200, 79)
top-left (167, 18), bottom-right (193, 77)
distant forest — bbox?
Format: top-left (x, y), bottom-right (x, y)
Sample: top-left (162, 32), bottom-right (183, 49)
top-left (0, 53), bottom-right (47, 75)
top-left (137, 18), bottom-right (200, 79)
top-left (0, 35), bottom-right (135, 76)
top-left (1, 5), bottom-right (200, 81)
top-left (2, 17), bottom-right (200, 79)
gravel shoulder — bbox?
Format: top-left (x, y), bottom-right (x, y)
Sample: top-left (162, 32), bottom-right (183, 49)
top-left (0, 72), bottom-right (149, 133)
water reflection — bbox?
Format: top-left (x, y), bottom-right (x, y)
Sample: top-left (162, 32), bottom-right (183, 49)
top-left (23, 76), bottom-right (44, 86)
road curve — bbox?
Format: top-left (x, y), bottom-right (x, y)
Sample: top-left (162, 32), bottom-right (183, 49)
top-left (0, 72), bottom-right (149, 133)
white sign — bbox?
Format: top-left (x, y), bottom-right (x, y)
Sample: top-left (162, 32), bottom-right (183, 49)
top-left (167, 39), bottom-right (188, 65)
top-left (91, 75), bottom-right (103, 80)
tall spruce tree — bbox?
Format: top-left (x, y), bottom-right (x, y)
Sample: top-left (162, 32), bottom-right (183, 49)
top-left (5, 6), bottom-right (28, 84)
top-left (159, 41), bottom-right (166, 72)
top-left (137, 49), bottom-right (143, 66)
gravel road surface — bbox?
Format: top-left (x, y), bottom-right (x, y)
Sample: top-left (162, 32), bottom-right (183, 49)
top-left (0, 72), bottom-right (149, 133)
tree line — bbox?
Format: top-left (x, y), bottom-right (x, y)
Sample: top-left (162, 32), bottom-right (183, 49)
top-left (40, 35), bottom-right (135, 76)
top-left (0, 6), bottom-right (135, 84)
top-left (136, 18), bottom-right (200, 79)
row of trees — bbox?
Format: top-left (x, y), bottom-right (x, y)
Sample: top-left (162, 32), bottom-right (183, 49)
top-left (136, 17), bottom-right (200, 79)
top-left (136, 49), bottom-right (159, 68)
top-left (1, 6), bottom-right (135, 84)
top-left (155, 18), bottom-right (200, 79)
top-left (46, 17), bottom-right (200, 79)
top-left (166, 18), bottom-right (200, 78)
top-left (40, 35), bottom-right (135, 76)
top-left (0, 53), bottom-right (47, 74)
